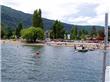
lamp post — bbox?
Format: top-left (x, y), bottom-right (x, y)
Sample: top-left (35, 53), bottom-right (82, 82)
top-left (102, 13), bottom-right (108, 82)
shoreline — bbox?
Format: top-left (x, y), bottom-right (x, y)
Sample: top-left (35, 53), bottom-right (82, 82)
top-left (1, 39), bottom-right (110, 49)
top-left (47, 41), bottom-right (110, 50)
top-left (0, 39), bottom-right (45, 46)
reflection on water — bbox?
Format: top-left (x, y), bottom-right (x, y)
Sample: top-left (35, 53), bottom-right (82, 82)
top-left (1, 43), bottom-right (110, 82)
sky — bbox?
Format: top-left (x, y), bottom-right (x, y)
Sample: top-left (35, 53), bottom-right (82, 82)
top-left (1, 0), bottom-right (110, 26)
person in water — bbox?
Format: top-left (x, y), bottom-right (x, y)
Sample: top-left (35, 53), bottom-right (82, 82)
top-left (82, 46), bottom-right (85, 49)
top-left (74, 45), bottom-right (76, 50)
top-left (36, 51), bottom-right (40, 55)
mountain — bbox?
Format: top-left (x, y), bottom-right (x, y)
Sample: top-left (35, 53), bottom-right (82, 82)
top-left (1, 5), bottom-right (104, 32)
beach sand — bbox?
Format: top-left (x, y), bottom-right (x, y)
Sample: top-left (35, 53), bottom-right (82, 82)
top-left (1, 39), bottom-right (110, 50)
top-left (0, 39), bottom-right (45, 46)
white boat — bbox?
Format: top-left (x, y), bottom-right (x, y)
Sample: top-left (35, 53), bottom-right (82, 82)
top-left (75, 46), bottom-right (88, 52)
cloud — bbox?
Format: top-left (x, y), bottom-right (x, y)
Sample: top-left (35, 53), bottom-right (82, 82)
top-left (1, 0), bottom-right (110, 25)
top-left (76, 3), bottom-right (98, 17)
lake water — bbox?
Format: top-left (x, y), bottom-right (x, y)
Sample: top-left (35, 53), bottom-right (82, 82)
top-left (1, 43), bottom-right (110, 82)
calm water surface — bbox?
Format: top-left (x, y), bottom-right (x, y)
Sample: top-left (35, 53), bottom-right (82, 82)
top-left (1, 43), bottom-right (110, 82)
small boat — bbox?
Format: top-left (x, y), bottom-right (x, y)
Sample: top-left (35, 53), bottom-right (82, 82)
top-left (75, 46), bottom-right (88, 52)
top-left (78, 49), bottom-right (88, 52)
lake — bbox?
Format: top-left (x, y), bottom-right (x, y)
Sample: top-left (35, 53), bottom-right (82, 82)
top-left (1, 43), bottom-right (110, 82)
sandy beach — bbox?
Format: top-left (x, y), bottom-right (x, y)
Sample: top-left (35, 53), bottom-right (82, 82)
top-left (1, 39), bottom-right (110, 50)
top-left (0, 39), bottom-right (45, 46)
top-left (47, 41), bottom-right (110, 49)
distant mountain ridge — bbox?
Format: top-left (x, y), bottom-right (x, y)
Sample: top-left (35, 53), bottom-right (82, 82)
top-left (1, 5), bottom-right (105, 32)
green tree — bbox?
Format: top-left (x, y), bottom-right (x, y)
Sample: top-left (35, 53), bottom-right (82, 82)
top-left (90, 26), bottom-right (97, 39)
top-left (1, 24), bottom-right (6, 39)
top-left (16, 23), bottom-right (23, 38)
top-left (78, 30), bottom-right (82, 40)
top-left (21, 27), bottom-right (44, 42)
top-left (32, 9), bottom-right (43, 29)
top-left (36, 27), bottom-right (44, 40)
top-left (80, 30), bottom-right (86, 40)
top-left (5, 28), bottom-right (13, 39)
top-left (51, 20), bottom-right (65, 39)
top-left (84, 30), bottom-right (88, 35)
top-left (78, 29), bottom-right (87, 40)
top-left (12, 31), bottom-right (16, 39)
top-left (1, 28), bottom-right (5, 39)
top-left (71, 25), bottom-right (78, 40)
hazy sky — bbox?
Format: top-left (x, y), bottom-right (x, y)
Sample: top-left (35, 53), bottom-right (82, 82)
top-left (1, 0), bottom-right (110, 25)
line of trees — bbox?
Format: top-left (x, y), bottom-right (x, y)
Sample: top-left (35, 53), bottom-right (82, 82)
top-left (1, 9), bottom-right (44, 42)
top-left (70, 25), bottom-right (105, 40)
top-left (1, 9), bottom-right (110, 42)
